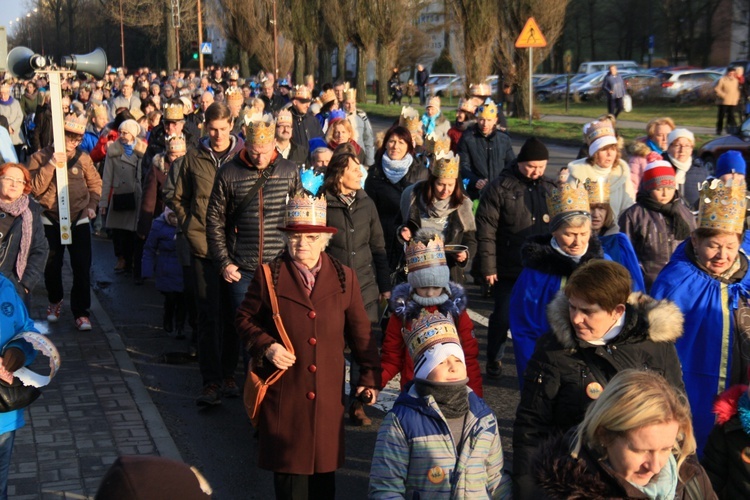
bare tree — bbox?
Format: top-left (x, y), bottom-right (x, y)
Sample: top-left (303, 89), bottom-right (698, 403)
top-left (351, 0), bottom-right (378, 102)
top-left (446, 0), bottom-right (498, 87)
top-left (322, 0), bottom-right (355, 80)
top-left (396, 26), bottom-right (437, 74)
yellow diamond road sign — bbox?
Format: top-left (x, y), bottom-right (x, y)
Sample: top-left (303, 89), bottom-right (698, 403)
top-left (515, 17), bottom-right (547, 48)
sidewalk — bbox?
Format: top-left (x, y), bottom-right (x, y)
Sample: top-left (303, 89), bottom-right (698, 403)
top-left (8, 267), bottom-right (180, 499)
top-left (538, 113), bottom-right (716, 135)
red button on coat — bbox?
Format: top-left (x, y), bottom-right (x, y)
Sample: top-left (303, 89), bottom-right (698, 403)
top-left (308, 311), bottom-right (316, 319)
top-left (308, 364), bottom-right (317, 373)
top-left (308, 338), bottom-right (317, 345)
top-left (306, 391), bottom-right (316, 400)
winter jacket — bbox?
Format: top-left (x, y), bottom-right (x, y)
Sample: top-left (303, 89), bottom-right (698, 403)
top-left (513, 291), bottom-right (686, 498)
top-left (627, 141), bottom-right (653, 194)
top-left (277, 141), bottom-right (307, 167)
top-left (172, 135), bottom-right (245, 258)
top-left (448, 120), bottom-right (475, 153)
top-left (0, 98), bottom-right (24, 145)
top-left (475, 161), bottom-right (555, 280)
top-left (90, 129), bottom-right (119, 164)
top-left (20, 92), bottom-right (41, 116)
top-left (347, 109), bottom-right (375, 166)
top-left (141, 214), bottom-right (183, 293)
top-left (30, 103), bottom-right (52, 153)
top-left (142, 122), bottom-right (197, 182)
top-left (702, 384), bottom-right (750, 500)
top-left (457, 126), bottom-right (516, 200)
top-left (290, 107), bottom-right (324, 149)
top-left (619, 197), bottom-right (697, 291)
top-left (325, 189), bottom-right (390, 320)
top-left (369, 383), bottom-right (509, 499)
top-left (602, 73), bottom-right (626, 99)
top-left (664, 152), bottom-right (707, 209)
top-left (0, 198), bottom-right (48, 296)
top-left (205, 149), bottom-right (298, 273)
top-left (400, 181), bottom-right (478, 285)
top-left (99, 140), bottom-right (146, 232)
top-left (137, 153), bottom-right (170, 238)
top-left (715, 74), bottom-right (741, 106)
top-left (80, 124), bottom-right (108, 155)
top-left (28, 145), bottom-right (102, 222)
top-left (381, 282), bottom-right (483, 396)
top-left (534, 430), bottom-right (717, 500)
top-left (568, 157), bottom-right (635, 217)
top-left (365, 152), bottom-right (429, 270)
top-left (260, 93), bottom-right (287, 114)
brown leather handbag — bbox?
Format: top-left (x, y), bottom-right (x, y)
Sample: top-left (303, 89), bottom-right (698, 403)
top-left (243, 264), bottom-right (294, 426)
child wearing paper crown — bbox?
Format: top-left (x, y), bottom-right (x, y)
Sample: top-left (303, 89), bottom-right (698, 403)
top-left (380, 229), bottom-right (483, 396)
top-left (369, 309), bottom-right (510, 498)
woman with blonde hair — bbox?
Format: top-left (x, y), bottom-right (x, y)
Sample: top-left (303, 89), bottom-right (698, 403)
top-left (628, 116), bottom-right (676, 192)
top-left (533, 369), bottom-right (716, 499)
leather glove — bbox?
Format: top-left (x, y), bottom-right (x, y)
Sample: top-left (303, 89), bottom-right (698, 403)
top-left (2, 348), bottom-right (25, 372)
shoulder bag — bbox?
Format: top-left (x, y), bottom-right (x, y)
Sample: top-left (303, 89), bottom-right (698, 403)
top-left (229, 165), bottom-right (274, 232)
top-left (243, 263), bottom-right (294, 426)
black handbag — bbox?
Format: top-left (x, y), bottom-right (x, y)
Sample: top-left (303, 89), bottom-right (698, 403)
top-left (0, 377), bottom-right (40, 413)
top-left (111, 192), bottom-right (136, 212)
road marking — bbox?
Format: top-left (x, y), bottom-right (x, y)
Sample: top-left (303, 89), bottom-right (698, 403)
top-left (467, 308), bottom-right (489, 327)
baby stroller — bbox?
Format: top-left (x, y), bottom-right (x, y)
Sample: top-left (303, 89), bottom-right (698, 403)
top-left (389, 80), bottom-right (403, 105)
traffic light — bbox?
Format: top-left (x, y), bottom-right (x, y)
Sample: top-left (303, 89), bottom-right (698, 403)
top-left (190, 41), bottom-right (198, 60)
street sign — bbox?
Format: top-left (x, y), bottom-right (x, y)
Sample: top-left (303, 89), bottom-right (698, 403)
top-left (200, 42), bottom-right (212, 55)
top-left (564, 50), bottom-right (573, 74)
top-left (515, 17), bottom-right (547, 48)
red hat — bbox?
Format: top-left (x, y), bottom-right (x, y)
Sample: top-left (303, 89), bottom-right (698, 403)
top-left (641, 153), bottom-right (676, 192)
top-left (277, 193), bottom-right (338, 234)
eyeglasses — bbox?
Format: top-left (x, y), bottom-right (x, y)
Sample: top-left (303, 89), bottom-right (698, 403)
top-left (288, 234), bottom-right (321, 244)
top-left (0, 176), bottom-right (26, 186)
top-left (673, 144), bottom-right (693, 151)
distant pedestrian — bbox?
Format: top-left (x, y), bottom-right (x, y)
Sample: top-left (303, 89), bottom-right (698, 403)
top-left (715, 66), bottom-right (741, 135)
top-left (602, 65), bottom-right (626, 118)
top-left (416, 64), bottom-right (429, 106)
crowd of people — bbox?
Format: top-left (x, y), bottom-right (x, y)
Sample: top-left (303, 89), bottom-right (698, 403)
top-left (0, 61), bottom-right (747, 499)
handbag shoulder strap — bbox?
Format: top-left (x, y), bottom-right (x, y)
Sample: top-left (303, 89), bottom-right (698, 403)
top-left (232, 165), bottom-right (274, 227)
top-left (262, 263), bottom-right (294, 355)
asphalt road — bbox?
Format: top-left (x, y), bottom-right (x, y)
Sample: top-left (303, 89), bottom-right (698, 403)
top-left (90, 121), bottom-right (578, 499)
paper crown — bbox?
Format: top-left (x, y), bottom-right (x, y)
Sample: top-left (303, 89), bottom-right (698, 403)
top-left (405, 233), bottom-right (447, 273)
top-left (698, 178), bottom-right (747, 234)
top-left (276, 108), bottom-right (292, 125)
top-left (476, 99), bottom-right (498, 120)
top-left (91, 103), bottom-right (108, 119)
top-left (426, 96), bottom-right (441, 109)
top-left (584, 120), bottom-right (615, 145)
top-left (166, 134), bottom-right (186, 153)
top-left (430, 151), bottom-right (460, 179)
top-left (243, 113), bottom-right (275, 146)
top-left (403, 310), bottom-right (461, 369)
top-left (547, 183), bottom-right (591, 219)
top-left (225, 87), bottom-right (244, 103)
top-left (457, 98), bottom-right (477, 114)
top-left (0, 82), bottom-right (11, 91)
top-left (291, 85), bottom-right (311, 101)
top-left (122, 76), bottom-right (135, 87)
top-left (399, 106), bottom-right (421, 133)
top-left (320, 89), bottom-right (337, 106)
top-left (584, 178), bottom-right (610, 205)
top-left (279, 194), bottom-right (336, 233)
top-left (63, 113), bottom-right (88, 135)
top-left (469, 83), bottom-right (492, 97)
top-left (344, 88), bottom-right (356, 101)
top-left (229, 71), bottom-right (239, 80)
top-left (164, 102), bottom-right (185, 121)
top-left (424, 132), bottom-right (451, 156)
top-left (300, 166), bottom-right (325, 196)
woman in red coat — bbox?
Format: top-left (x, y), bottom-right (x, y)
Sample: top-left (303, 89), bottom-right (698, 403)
top-left (235, 193), bottom-right (381, 500)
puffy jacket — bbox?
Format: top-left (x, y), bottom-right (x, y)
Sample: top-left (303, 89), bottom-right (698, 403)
top-left (569, 157), bottom-right (635, 217)
top-left (381, 283), bottom-right (483, 397)
top-left (172, 135), bottom-right (244, 258)
top-left (30, 103), bottom-right (52, 153)
top-left (475, 161), bottom-right (555, 280)
top-left (325, 189), bottom-right (390, 316)
top-left (205, 149), bottom-right (298, 273)
top-left (457, 125), bottom-right (515, 199)
top-left (290, 107), bottom-right (324, 149)
top-left (348, 110), bottom-right (375, 166)
top-left (0, 198), bottom-right (49, 295)
top-left (141, 214), bottom-right (183, 292)
top-left (513, 291), bottom-right (685, 498)
top-left (370, 383), bottom-right (509, 499)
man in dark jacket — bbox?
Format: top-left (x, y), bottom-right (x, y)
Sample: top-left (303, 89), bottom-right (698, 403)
top-left (289, 85), bottom-right (324, 149)
top-left (171, 102), bottom-right (245, 407)
top-left (602, 65), bottom-right (626, 117)
top-left (474, 137), bottom-right (554, 378)
top-left (416, 64), bottom-right (429, 106)
top-left (259, 80), bottom-right (285, 114)
top-left (458, 99), bottom-right (516, 200)
top-left (274, 109), bottom-right (307, 167)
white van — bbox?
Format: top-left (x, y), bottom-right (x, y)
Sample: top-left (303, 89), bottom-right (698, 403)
top-left (577, 60), bottom-right (639, 74)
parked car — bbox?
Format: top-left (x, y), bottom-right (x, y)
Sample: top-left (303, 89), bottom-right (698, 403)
top-left (577, 60), bottom-right (639, 74)
top-left (545, 73), bottom-right (598, 100)
top-left (697, 118), bottom-right (750, 174)
top-left (659, 70), bottom-right (722, 100)
top-left (535, 74), bottom-right (574, 101)
top-left (622, 72), bottom-right (661, 100)
top-left (426, 74), bottom-right (465, 98)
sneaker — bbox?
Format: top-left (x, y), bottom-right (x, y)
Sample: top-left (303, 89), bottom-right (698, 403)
top-left (486, 360), bottom-right (502, 379)
top-left (222, 378), bottom-right (240, 398)
top-left (46, 301), bottom-right (63, 322)
top-left (196, 384), bottom-right (222, 407)
top-left (75, 317), bottom-right (92, 331)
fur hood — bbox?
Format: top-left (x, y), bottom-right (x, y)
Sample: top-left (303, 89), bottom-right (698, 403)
top-left (713, 384), bottom-right (749, 425)
top-left (547, 291), bottom-right (683, 349)
top-left (627, 139), bottom-right (652, 158)
top-left (520, 233), bottom-right (604, 276)
top-left (389, 282), bottom-right (467, 323)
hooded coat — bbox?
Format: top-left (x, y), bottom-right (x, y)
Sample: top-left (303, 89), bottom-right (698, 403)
top-left (99, 139), bottom-right (146, 232)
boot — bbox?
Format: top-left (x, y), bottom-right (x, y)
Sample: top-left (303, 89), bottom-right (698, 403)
top-left (349, 400), bottom-right (372, 426)
top-left (113, 257), bottom-right (126, 271)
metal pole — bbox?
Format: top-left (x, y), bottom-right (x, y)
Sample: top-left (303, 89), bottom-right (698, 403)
top-left (119, 0), bottom-right (125, 67)
top-left (273, 0), bottom-right (279, 81)
top-left (176, 27), bottom-right (181, 70)
top-left (528, 47), bottom-right (533, 125)
top-left (197, 0), bottom-right (204, 73)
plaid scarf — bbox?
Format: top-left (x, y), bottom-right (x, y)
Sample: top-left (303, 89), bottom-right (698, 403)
top-left (292, 258), bottom-right (322, 296)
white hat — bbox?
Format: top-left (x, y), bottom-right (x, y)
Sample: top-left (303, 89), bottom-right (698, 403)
top-left (667, 128), bottom-right (695, 146)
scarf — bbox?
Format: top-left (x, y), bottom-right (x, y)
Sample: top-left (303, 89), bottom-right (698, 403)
top-left (338, 192), bottom-right (356, 207)
top-left (0, 96), bottom-right (14, 106)
top-left (636, 191), bottom-right (692, 240)
top-left (738, 392), bottom-right (750, 435)
top-left (421, 112), bottom-right (441, 136)
top-left (0, 196), bottom-right (32, 279)
top-left (628, 454), bottom-right (678, 500)
top-left (412, 290), bottom-right (450, 307)
top-left (551, 236), bottom-right (587, 263)
top-left (381, 152), bottom-right (414, 184)
top-left (292, 258), bottom-right (322, 296)
top-left (645, 138), bottom-right (664, 155)
top-left (328, 139), bottom-right (361, 156)
top-left (414, 378), bottom-right (470, 419)
top-left (669, 155), bottom-right (692, 185)
top-left (122, 142), bottom-right (134, 156)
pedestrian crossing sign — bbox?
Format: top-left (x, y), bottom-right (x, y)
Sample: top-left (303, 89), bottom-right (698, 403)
top-left (515, 17), bottom-right (547, 48)
top-left (201, 42), bottom-right (212, 55)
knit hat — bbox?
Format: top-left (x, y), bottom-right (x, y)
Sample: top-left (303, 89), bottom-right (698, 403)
top-left (641, 153), bottom-right (676, 191)
top-left (667, 128), bottom-right (695, 147)
top-left (517, 137), bottom-right (549, 163)
top-left (405, 310), bottom-right (465, 380)
top-left (95, 456), bottom-right (212, 500)
top-left (118, 119), bottom-right (141, 138)
top-left (405, 230), bottom-right (450, 291)
top-left (715, 150), bottom-right (747, 178)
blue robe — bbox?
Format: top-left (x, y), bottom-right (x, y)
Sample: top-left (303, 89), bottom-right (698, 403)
top-left (599, 232), bottom-right (646, 293)
top-left (651, 239), bottom-right (750, 454)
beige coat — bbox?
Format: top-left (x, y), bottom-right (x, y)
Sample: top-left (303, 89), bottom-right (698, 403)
top-left (567, 157), bottom-right (635, 217)
top-left (715, 74), bottom-right (740, 106)
top-left (99, 140), bottom-right (145, 232)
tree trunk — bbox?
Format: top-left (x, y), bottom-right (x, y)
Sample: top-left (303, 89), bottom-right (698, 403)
top-left (240, 49), bottom-right (251, 78)
top-left (337, 43), bottom-right (347, 80)
top-left (513, 50), bottom-right (529, 120)
top-left (587, 0), bottom-right (596, 60)
top-left (304, 42), bottom-right (317, 80)
top-left (320, 44), bottom-right (333, 85)
top-left (294, 50), bottom-right (305, 86)
top-left (165, 6), bottom-right (177, 72)
top-left (375, 41), bottom-right (393, 105)
top-left (356, 45), bottom-right (368, 103)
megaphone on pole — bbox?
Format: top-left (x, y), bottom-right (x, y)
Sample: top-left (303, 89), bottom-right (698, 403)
top-left (6, 46), bottom-right (108, 80)
top-left (61, 48), bottom-right (108, 79)
top-left (6, 46), bottom-right (48, 78)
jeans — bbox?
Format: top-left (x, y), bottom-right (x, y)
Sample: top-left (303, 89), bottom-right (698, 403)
top-left (44, 222), bottom-right (91, 318)
top-left (486, 278), bottom-right (515, 364)
top-left (419, 85), bottom-right (427, 106)
top-left (608, 96), bottom-right (624, 117)
top-left (192, 256), bottom-right (226, 386)
top-left (0, 431), bottom-right (15, 500)
top-left (717, 104), bottom-right (737, 134)
top-left (224, 269), bottom-right (254, 374)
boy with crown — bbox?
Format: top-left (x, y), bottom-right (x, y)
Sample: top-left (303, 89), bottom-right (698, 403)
top-left (652, 175), bottom-right (750, 453)
top-left (370, 306), bottom-right (510, 498)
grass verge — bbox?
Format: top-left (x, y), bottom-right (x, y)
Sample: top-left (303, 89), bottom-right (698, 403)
top-left (535, 101), bottom-right (717, 129)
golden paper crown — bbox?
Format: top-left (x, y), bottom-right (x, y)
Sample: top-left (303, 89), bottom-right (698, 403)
top-left (243, 113), bottom-right (276, 146)
top-left (585, 120), bottom-right (615, 145)
top-left (403, 310), bottom-right (460, 364)
top-left (291, 85), bottom-right (311, 100)
top-left (284, 194), bottom-right (328, 229)
top-left (163, 102), bottom-right (185, 121)
top-left (584, 178), bottom-right (610, 205)
top-left (399, 106), bottom-right (421, 133)
top-left (122, 76), bottom-right (135, 88)
top-left (426, 96), bottom-right (441, 109)
top-left (424, 132), bottom-right (451, 156)
top-left (276, 108), bottom-right (292, 125)
top-left (476, 99), bottom-right (498, 120)
top-left (320, 89), bottom-right (337, 106)
top-left (698, 178), bottom-right (748, 234)
top-left (405, 233), bottom-right (447, 272)
top-left (457, 98), bottom-right (477, 114)
top-left (166, 134), bottom-right (186, 153)
top-left (0, 82), bottom-right (11, 92)
top-left (91, 103), bottom-right (108, 119)
top-left (225, 87), bottom-right (244, 103)
top-left (63, 113), bottom-right (88, 135)
top-left (546, 183), bottom-right (590, 219)
top-left (469, 83), bottom-right (492, 97)
top-left (430, 151), bottom-right (460, 179)
top-left (344, 88), bottom-right (356, 101)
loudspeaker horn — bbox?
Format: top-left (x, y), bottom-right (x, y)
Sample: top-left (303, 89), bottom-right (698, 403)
top-left (6, 46), bottom-right (47, 79)
top-left (61, 48), bottom-right (107, 80)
